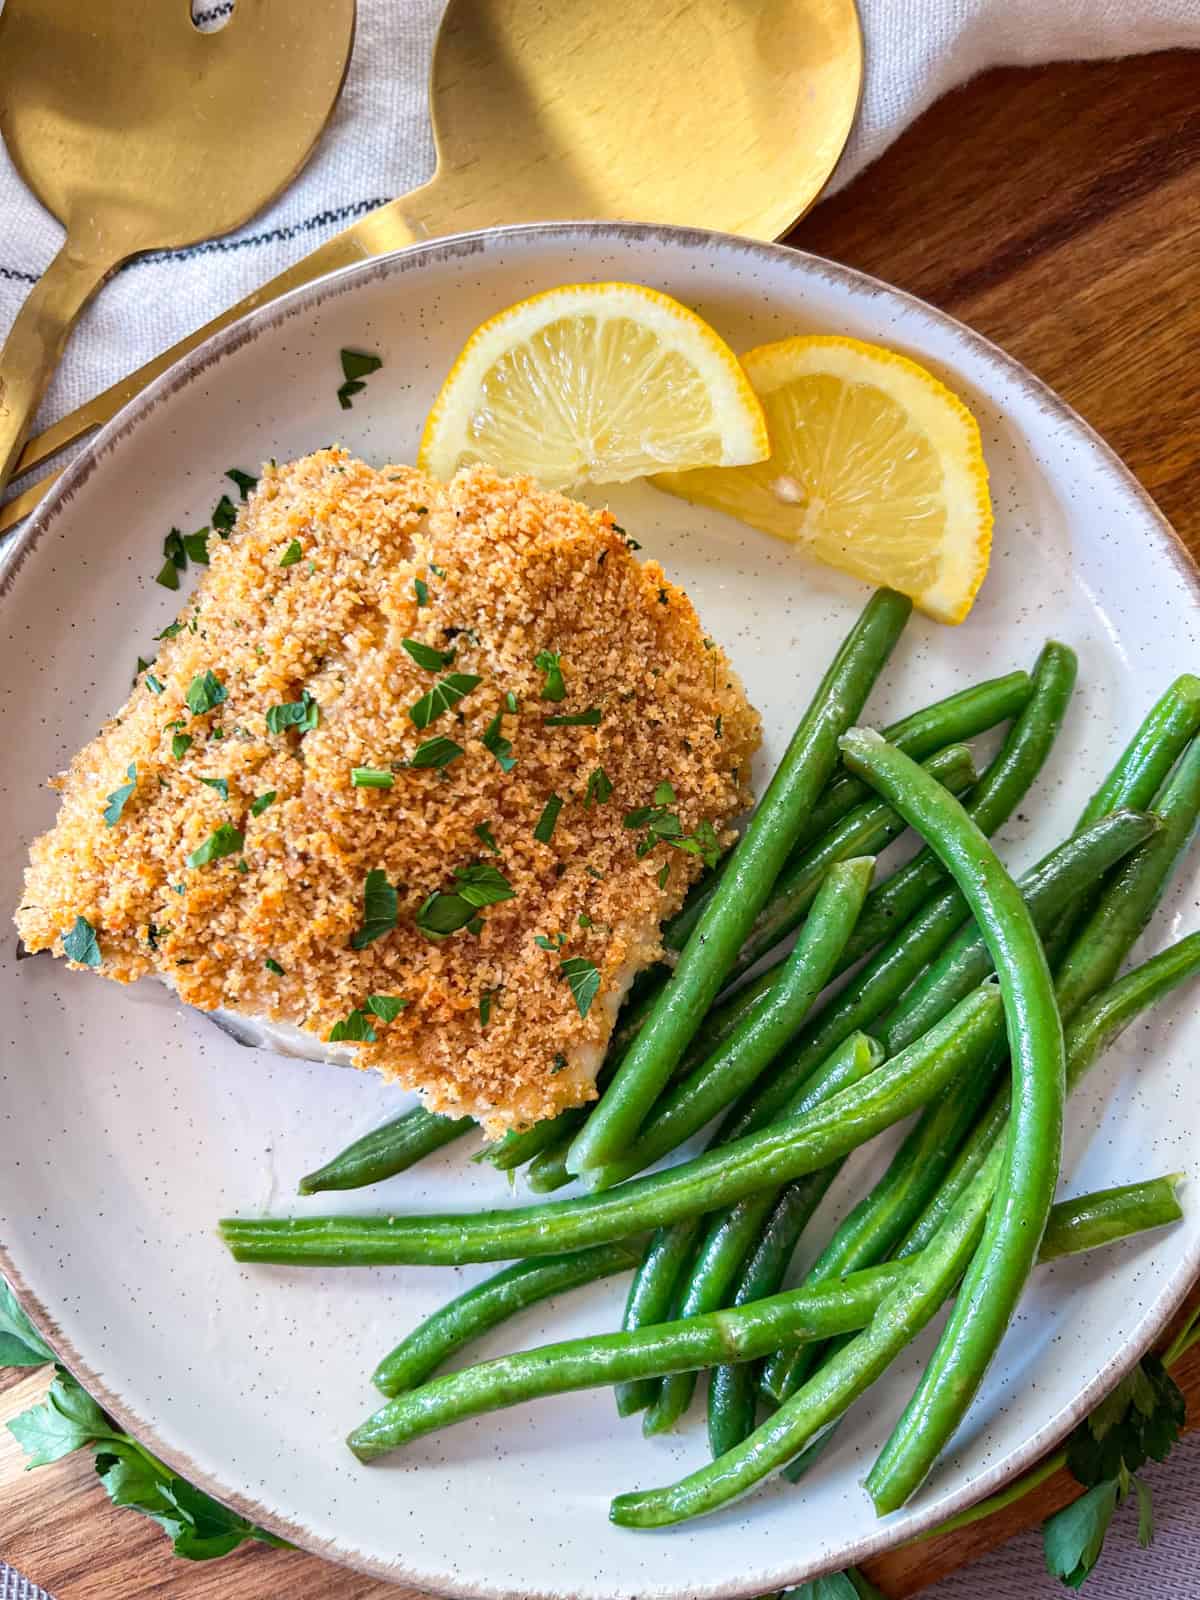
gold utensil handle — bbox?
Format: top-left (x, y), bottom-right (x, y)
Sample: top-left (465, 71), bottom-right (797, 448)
top-left (0, 243), bottom-right (115, 495)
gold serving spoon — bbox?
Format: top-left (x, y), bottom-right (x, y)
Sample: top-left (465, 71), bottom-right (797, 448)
top-left (0, 0), bottom-right (861, 535)
top-left (0, 0), bottom-right (356, 503)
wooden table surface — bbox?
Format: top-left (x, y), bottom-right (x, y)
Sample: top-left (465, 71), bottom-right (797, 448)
top-left (3, 44), bottom-right (1200, 1600)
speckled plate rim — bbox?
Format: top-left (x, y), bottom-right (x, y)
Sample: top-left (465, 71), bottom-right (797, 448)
top-left (2, 220), bottom-right (1199, 1599)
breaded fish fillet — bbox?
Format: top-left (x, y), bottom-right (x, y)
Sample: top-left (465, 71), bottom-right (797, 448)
top-left (15, 453), bottom-right (760, 1134)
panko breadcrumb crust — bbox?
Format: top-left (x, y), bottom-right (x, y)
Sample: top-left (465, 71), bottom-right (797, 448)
top-left (15, 454), bottom-right (761, 1134)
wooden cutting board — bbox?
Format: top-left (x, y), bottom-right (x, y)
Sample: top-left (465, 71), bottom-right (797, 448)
top-left (4, 44), bottom-right (1200, 1600)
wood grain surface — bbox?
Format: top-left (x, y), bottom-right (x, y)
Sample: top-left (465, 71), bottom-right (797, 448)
top-left (3, 45), bottom-right (1199, 1600)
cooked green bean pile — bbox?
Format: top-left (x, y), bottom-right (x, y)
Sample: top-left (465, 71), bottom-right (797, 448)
top-left (219, 592), bottom-right (1200, 1537)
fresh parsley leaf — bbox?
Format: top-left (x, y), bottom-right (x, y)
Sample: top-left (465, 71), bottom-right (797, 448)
top-left (671, 816), bottom-right (722, 869)
top-left (264, 958), bottom-right (285, 976)
top-left (186, 823), bottom-right (244, 868)
top-left (163, 528), bottom-right (187, 570)
top-left (535, 649), bottom-right (566, 702)
top-left (481, 711), bottom-right (515, 772)
top-left (1067, 1357), bottom-right (1185, 1486)
top-left (479, 988), bottom-right (499, 1027)
top-left (185, 670), bottom-right (227, 716)
top-left (535, 932), bottom-right (566, 951)
top-left (171, 732), bottom-right (192, 761)
top-left (657, 861), bottom-right (671, 889)
top-left (250, 791), bottom-right (276, 816)
top-left (784, 1573), bottom-right (883, 1600)
top-left (533, 793), bottom-right (563, 844)
top-left (585, 767), bottom-right (613, 806)
top-left (227, 468), bottom-right (257, 500)
top-left (350, 868), bottom-right (398, 948)
top-left (135, 655), bottom-right (153, 677)
top-left (279, 539), bottom-right (303, 568)
top-left (351, 767), bottom-right (395, 788)
top-left (504, 690), bottom-right (518, 713)
top-left (328, 1007), bottom-right (377, 1043)
top-left (102, 763), bottom-right (137, 827)
top-left (198, 776), bottom-right (229, 800)
top-left (211, 495), bottom-right (236, 535)
top-left (155, 557), bottom-right (181, 591)
top-left (366, 994), bottom-right (408, 1023)
top-left (560, 956), bottom-right (600, 1018)
top-left (155, 620), bottom-right (184, 641)
top-left (474, 821), bottom-right (500, 853)
top-left (337, 380), bottom-right (365, 409)
top-left (453, 863), bottom-right (515, 908)
top-left (402, 637), bottom-right (456, 672)
top-left (0, 1277), bottom-right (54, 1367)
top-left (62, 916), bottom-right (101, 967)
top-left (183, 529), bottom-right (210, 565)
top-left (408, 673), bottom-right (481, 730)
top-left (544, 707), bottom-right (602, 727)
top-left (653, 780), bottom-right (676, 805)
top-left (145, 673), bottom-right (165, 695)
top-left (8, 1369), bottom-right (113, 1466)
top-left (410, 735), bottom-right (464, 770)
top-left (265, 689), bottom-right (319, 734)
top-left (1044, 1480), bottom-right (1121, 1589)
top-left (415, 892), bottom-right (477, 939)
top-left (414, 577), bottom-right (430, 607)
top-left (340, 348), bottom-right (383, 382)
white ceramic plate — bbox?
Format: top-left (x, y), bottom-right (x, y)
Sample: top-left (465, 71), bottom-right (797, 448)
top-left (2, 224), bottom-right (1199, 1600)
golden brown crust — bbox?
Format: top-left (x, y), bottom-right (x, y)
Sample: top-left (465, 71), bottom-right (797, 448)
top-left (15, 453), bottom-right (760, 1134)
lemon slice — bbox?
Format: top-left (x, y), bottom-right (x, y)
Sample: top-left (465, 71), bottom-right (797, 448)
top-left (654, 335), bottom-right (993, 624)
top-left (419, 283), bottom-right (769, 491)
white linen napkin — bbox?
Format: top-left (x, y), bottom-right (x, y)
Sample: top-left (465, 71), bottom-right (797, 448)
top-left (0, 0), bottom-right (1198, 487)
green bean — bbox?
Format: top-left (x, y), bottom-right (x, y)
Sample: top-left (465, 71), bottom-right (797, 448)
top-left (525, 1136), bottom-right (576, 1194)
top-left (220, 987), bottom-right (995, 1269)
top-left (1076, 675), bottom-right (1200, 830)
top-left (346, 1172), bottom-right (1182, 1464)
top-left (564, 589), bottom-right (913, 1180)
top-left (640, 1032), bottom-right (883, 1435)
top-left (669, 671), bottom-right (1032, 950)
top-left (1054, 733), bottom-right (1200, 1020)
top-left (811, 641), bottom-right (1077, 982)
top-left (867, 930), bottom-right (1200, 1511)
top-left (373, 1241), bottom-right (643, 1396)
top-left (482, 1055), bottom-right (618, 1173)
top-left (589, 858), bottom-right (876, 1192)
top-left (838, 728), bottom-right (1065, 1514)
top-left (617, 1032), bottom-right (880, 1418)
top-left (1039, 1175), bottom-right (1183, 1260)
top-left (297, 1106), bottom-right (475, 1195)
top-left (677, 745), bottom-right (974, 986)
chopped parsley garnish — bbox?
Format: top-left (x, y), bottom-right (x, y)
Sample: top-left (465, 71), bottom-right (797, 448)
top-left (250, 791), bottom-right (276, 816)
top-left (560, 956), bottom-right (600, 1019)
top-left (533, 793), bottom-right (564, 843)
top-left (535, 931), bottom-right (566, 951)
top-left (550, 1052), bottom-right (568, 1075)
top-left (715, 714), bottom-right (723, 739)
top-left (183, 529), bottom-right (210, 565)
top-left (155, 557), bottom-right (181, 591)
top-left (414, 577), bottom-right (430, 607)
top-left (350, 868), bottom-right (399, 949)
top-left (155, 620), bottom-right (184, 641)
top-left (481, 711), bottom-right (515, 772)
top-left (505, 690), bottom-right (519, 713)
top-left (415, 863), bottom-right (515, 940)
top-left (474, 822), bottom-right (500, 854)
top-left (135, 656), bottom-right (153, 677)
top-left (265, 689), bottom-right (319, 734)
top-left (236, 858), bottom-right (250, 874)
top-left (654, 780), bottom-right (676, 805)
top-left (585, 767), bottom-right (613, 807)
top-left (279, 539), bottom-right (303, 568)
top-left (670, 817), bottom-right (721, 868)
top-left (585, 865), bottom-right (604, 880)
top-left (623, 791), bottom-right (720, 865)
top-left (171, 732), bottom-right (192, 761)
top-left (658, 587), bottom-right (669, 605)
top-left (479, 988), bottom-right (498, 1027)
top-left (185, 823), bottom-right (244, 868)
top-left (227, 467), bottom-right (258, 500)
top-left (198, 776), bottom-right (229, 800)
top-left (409, 735), bottom-right (464, 770)
top-left (366, 994), bottom-right (408, 1023)
top-left (544, 707), bottom-right (602, 727)
top-left (429, 562), bottom-right (447, 578)
top-left (407, 673), bottom-right (480, 730)
top-left (146, 674), bottom-right (166, 695)
top-left (351, 767), bottom-right (395, 789)
top-left (328, 1008), bottom-right (376, 1043)
top-left (578, 913), bottom-right (594, 928)
top-left (211, 495), bottom-right (237, 535)
top-left (264, 958), bottom-right (285, 976)
top-left (185, 670), bottom-right (228, 716)
top-left (402, 637), bottom-right (456, 672)
top-left (657, 861), bottom-right (671, 889)
top-left (535, 650), bottom-right (566, 702)
top-left (102, 764), bottom-right (137, 828)
top-left (622, 532), bottom-right (642, 550)
top-left (337, 348), bottom-right (383, 409)
top-left (62, 915), bottom-right (101, 967)
top-left (163, 528), bottom-right (187, 571)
